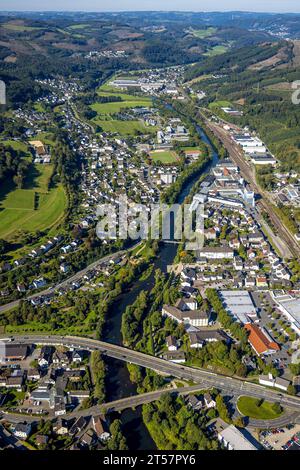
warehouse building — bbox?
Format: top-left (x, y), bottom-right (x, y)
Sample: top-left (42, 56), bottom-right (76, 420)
top-left (271, 291), bottom-right (300, 337)
top-left (219, 290), bottom-right (258, 324)
top-left (218, 425), bottom-right (258, 450)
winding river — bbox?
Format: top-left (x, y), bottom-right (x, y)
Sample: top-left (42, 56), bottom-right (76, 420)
top-left (103, 124), bottom-right (220, 450)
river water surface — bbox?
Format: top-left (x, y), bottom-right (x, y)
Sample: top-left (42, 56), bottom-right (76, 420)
top-left (103, 125), bottom-right (219, 450)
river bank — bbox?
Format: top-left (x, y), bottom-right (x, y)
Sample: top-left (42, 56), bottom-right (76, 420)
top-left (103, 123), bottom-right (220, 450)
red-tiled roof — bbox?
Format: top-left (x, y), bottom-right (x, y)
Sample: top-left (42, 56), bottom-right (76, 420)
top-left (245, 323), bottom-right (280, 355)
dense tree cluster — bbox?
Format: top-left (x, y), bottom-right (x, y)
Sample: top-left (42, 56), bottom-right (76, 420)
top-left (142, 394), bottom-right (219, 450)
top-left (0, 143), bottom-right (31, 188)
top-left (91, 350), bottom-right (106, 403)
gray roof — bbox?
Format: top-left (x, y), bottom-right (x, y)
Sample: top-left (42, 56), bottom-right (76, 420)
top-left (219, 425), bottom-right (257, 450)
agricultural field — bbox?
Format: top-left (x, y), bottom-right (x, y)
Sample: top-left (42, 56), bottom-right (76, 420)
top-left (91, 98), bottom-right (151, 115)
top-left (149, 150), bottom-right (179, 164)
top-left (0, 164), bottom-right (67, 240)
top-left (204, 45), bottom-right (229, 57)
top-left (1, 22), bottom-right (42, 32)
top-left (93, 82), bottom-right (152, 115)
top-left (189, 27), bottom-right (217, 39)
top-left (208, 100), bottom-right (232, 109)
top-left (93, 119), bottom-right (149, 135)
top-left (91, 79), bottom-right (153, 135)
top-left (67, 23), bottom-right (90, 30)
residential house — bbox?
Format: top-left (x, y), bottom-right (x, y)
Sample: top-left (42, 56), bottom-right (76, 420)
top-left (166, 336), bottom-right (178, 351)
top-left (204, 393), bottom-right (216, 409)
top-left (92, 415), bottom-right (111, 441)
top-left (13, 423), bottom-right (32, 440)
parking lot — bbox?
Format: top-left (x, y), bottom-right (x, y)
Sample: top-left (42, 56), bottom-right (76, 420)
top-left (251, 291), bottom-right (293, 379)
top-left (261, 424), bottom-right (300, 450)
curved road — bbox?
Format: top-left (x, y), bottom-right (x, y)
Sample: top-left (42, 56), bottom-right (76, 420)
top-left (0, 246), bottom-right (138, 315)
top-left (2, 334), bottom-right (300, 413)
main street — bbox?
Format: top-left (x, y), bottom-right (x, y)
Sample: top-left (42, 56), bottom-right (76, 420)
top-left (2, 383), bottom-right (299, 430)
top-left (2, 334), bottom-right (300, 412)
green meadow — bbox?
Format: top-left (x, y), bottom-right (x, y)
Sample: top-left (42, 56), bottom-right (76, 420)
top-left (91, 98), bottom-right (151, 115)
top-left (90, 80), bottom-right (153, 135)
top-left (2, 23), bottom-right (42, 32)
top-left (0, 164), bottom-right (67, 240)
top-left (93, 119), bottom-right (149, 135)
top-left (209, 100), bottom-right (232, 109)
top-left (204, 45), bottom-right (229, 57)
top-left (190, 27), bottom-right (217, 38)
top-left (237, 396), bottom-right (283, 420)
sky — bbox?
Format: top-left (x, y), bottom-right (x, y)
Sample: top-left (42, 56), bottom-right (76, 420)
top-left (1, 1), bottom-right (300, 13)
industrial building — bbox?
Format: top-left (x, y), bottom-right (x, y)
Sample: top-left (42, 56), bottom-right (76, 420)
top-left (219, 290), bottom-right (258, 324)
top-left (218, 425), bottom-right (258, 450)
top-left (271, 291), bottom-right (300, 337)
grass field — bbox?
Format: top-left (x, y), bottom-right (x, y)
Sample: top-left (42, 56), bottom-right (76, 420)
top-left (185, 74), bottom-right (213, 86)
top-left (190, 27), bottom-right (217, 38)
top-left (68, 24), bottom-right (89, 30)
top-left (209, 100), bottom-right (232, 109)
top-left (91, 80), bottom-right (153, 135)
top-left (91, 99), bottom-right (151, 115)
top-left (237, 396), bottom-right (283, 420)
top-left (2, 23), bottom-right (42, 32)
top-left (34, 102), bottom-right (45, 113)
top-left (32, 132), bottom-right (56, 146)
top-left (1, 140), bottom-right (32, 158)
top-left (204, 45), bottom-right (229, 57)
top-left (149, 150), bottom-right (179, 164)
top-left (0, 164), bottom-right (67, 240)
top-left (93, 119), bottom-right (149, 135)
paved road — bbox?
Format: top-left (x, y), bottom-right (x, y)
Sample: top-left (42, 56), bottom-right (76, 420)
top-left (247, 411), bottom-right (300, 429)
top-left (201, 114), bottom-right (299, 259)
top-left (2, 383), bottom-right (299, 431)
top-left (2, 334), bottom-right (300, 413)
top-left (0, 247), bottom-right (133, 315)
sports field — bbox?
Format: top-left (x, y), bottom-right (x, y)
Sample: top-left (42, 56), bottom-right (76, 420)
top-left (149, 150), bottom-right (179, 164)
top-left (0, 164), bottom-right (67, 240)
top-left (91, 98), bottom-right (151, 115)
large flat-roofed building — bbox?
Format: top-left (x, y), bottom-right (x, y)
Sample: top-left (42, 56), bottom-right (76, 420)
top-left (219, 290), bottom-right (258, 324)
top-left (0, 344), bottom-right (28, 363)
top-left (232, 135), bottom-right (266, 154)
top-left (218, 425), bottom-right (258, 450)
top-left (249, 153), bottom-right (277, 166)
top-left (271, 291), bottom-right (300, 336)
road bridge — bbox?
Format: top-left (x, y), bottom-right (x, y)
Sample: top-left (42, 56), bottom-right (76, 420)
top-left (2, 335), bottom-right (300, 413)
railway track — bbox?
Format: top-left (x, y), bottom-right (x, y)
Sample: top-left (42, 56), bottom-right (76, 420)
top-left (203, 118), bottom-right (300, 259)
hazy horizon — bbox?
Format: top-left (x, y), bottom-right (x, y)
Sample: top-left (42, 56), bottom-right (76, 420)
top-left (2, 1), bottom-right (300, 14)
